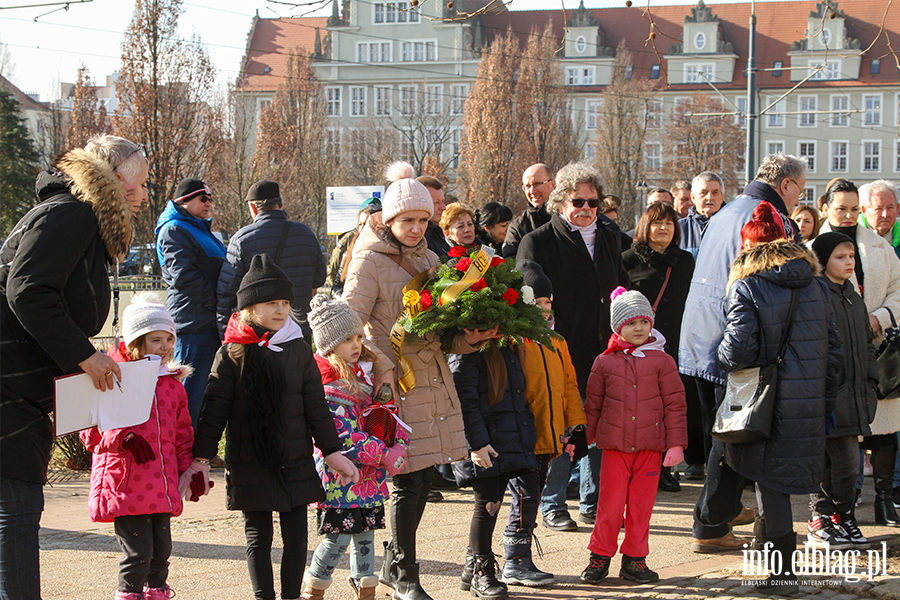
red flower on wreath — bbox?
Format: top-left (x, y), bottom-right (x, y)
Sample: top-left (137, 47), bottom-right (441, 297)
top-left (502, 288), bottom-right (519, 306)
top-left (490, 256), bottom-right (505, 267)
top-left (455, 257), bottom-right (472, 272)
top-left (420, 290), bottom-right (433, 308)
top-left (469, 278), bottom-right (487, 292)
top-left (448, 246), bottom-right (467, 258)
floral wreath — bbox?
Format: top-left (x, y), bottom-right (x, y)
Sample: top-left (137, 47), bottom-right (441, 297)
top-left (399, 245), bottom-right (555, 349)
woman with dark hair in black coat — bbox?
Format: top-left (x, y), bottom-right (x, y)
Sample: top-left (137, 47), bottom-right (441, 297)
top-left (476, 202), bottom-right (514, 253)
top-left (622, 202), bottom-right (695, 491)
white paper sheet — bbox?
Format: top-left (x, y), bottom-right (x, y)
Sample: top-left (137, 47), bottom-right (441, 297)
top-left (54, 356), bottom-right (160, 436)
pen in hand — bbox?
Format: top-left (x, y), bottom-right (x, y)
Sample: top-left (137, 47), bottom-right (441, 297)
top-left (113, 372), bottom-right (124, 394)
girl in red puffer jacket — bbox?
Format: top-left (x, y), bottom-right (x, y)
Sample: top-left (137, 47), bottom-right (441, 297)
top-left (580, 287), bottom-right (687, 587)
top-left (80, 293), bottom-right (199, 600)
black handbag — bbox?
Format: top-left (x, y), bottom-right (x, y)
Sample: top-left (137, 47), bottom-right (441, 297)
top-left (711, 289), bottom-right (800, 444)
top-left (875, 307), bottom-right (900, 400)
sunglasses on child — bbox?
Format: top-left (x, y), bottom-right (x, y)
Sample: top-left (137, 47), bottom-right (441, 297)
top-left (568, 198), bottom-right (601, 209)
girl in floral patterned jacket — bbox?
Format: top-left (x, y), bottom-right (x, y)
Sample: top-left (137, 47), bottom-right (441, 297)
top-left (305, 295), bottom-right (410, 600)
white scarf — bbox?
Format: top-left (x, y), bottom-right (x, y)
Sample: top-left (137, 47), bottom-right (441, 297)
top-left (261, 317), bottom-right (304, 352)
top-left (560, 214), bottom-right (597, 257)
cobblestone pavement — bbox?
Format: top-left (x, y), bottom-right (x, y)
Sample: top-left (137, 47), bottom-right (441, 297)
top-left (39, 470), bottom-right (900, 599)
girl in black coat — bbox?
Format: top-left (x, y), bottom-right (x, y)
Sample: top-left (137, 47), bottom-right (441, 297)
top-left (718, 240), bottom-right (841, 593)
top-left (194, 255), bottom-right (358, 600)
top-left (622, 202), bottom-right (696, 489)
top-left (450, 343), bottom-right (538, 600)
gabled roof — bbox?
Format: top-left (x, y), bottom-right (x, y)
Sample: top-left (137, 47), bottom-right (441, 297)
top-left (479, 1), bottom-right (896, 89)
top-left (239, 16), bottom-right (328, 91)
top-left (236, 1), bottom-right (897, 92)
top-left (0, 75), bottom-right (49, 111)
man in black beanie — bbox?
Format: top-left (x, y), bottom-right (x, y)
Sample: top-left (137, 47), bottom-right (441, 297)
top-left (217, 179), bottom-right (326, 341)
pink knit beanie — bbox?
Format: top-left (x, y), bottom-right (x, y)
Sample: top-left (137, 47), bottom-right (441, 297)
top-left (382, 161), bottom-right (434, 222)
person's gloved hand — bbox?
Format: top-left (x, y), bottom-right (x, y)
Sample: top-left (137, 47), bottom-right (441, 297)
top-left (662, 446), bottom-right (684, 468)
top-left (825, 412), bottom-right (837, 436)
top-left (383, 444), bottom-right (407, 476)
top-left (178, 461), bottom-right (213, 501)
top-left (325, 451), bottom-right (360, 486)
top-left (121, 432), bottom-right (155, 465)
top-left (471, 444), bottom-right (498, 469)
top-left (564, 428), bottom-right (589, 463)
top-left (189, 471), bottom-right (215, 502)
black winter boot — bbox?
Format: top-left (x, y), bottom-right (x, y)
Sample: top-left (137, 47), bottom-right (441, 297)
top-left (380, 541), bottom-right (398, 588)
top-left (753, 533), bottom-right (798, 596)
top-left (579, 553), bottom-right (611, 585)
top-left (619, 555), bottom-right (659, 583)
top-left (500, 535), bottom-right (554, 587)
top-left (658, 467), bottom-right (681, 492)
top-left (750, 514), bottom-right (767, 551)
top-left (470, 554), bottom-right (508, 599)
top-left (393, 564), bottom-right (434, 600)
top-left (873, 446), bottom-right (900, 526)
top-left (460, 547), bottom-right (475, 591)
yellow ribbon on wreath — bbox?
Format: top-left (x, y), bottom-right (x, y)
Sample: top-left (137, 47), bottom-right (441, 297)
top-left (440, 245), bottom-right (495, 306)
top-left (390, 268), bottom-right (434, 393)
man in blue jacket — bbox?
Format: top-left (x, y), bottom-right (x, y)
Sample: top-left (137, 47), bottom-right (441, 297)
top-left (156, 178), bottom-right (226, 430)
top-left (679, 153), bottom-right (805, 553)
top-left (217, 180), bottom-right (326, 341)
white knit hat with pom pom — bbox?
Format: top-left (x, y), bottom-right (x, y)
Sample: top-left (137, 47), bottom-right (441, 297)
top-left (123, 292), bottom-right (176, 346)
top-left (382, 161), bottom-right (434, 222)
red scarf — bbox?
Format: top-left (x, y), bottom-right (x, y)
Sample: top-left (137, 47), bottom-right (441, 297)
top-left (224, 313), bottom-right (271, 347)
top-left (603, 333), bottom-right (654, 355)
top-left (313, 353), bottom-right (369, 386)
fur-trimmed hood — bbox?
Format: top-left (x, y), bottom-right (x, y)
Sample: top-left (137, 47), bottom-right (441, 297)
top-left (727, 240), bottom-right (821, 293)
top-left (54, 148), bottom-right (132, 262)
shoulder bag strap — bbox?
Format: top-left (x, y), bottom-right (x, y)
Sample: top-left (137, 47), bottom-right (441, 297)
top-left (388, 254), bottom-right (420, 279)
top-left (885, 307), bottom-right (898, 330)
top-left (651, 266), bottom-right (673, 314)
top-left (273, 221), bottom-right (292, 265)
top-left (775, 289), bottom-right (801, 363)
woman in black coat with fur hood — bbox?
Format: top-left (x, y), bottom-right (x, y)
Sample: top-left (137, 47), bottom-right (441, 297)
top-left (622, 202), bottom-right (696, 490)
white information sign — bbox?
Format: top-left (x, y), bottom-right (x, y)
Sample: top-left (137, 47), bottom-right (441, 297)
top-left (326, 186), bottom-right (384, 235)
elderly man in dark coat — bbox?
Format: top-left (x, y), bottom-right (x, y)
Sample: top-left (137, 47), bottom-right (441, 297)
top-left (517, 162), bottom-right (629, 533)
top-left (217, 180), bottom-right (326, 342)
top-left (502, 163), bottom-right (554, 258)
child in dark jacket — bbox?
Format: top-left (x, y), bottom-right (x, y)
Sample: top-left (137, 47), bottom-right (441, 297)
top-left (808, 232), bottom-right (878, 550)
top-left (305, 295), bottom-right (410, 600)
top-left (80, 293), bottom-right (195, 600)
top-left (450, 341), bottom-right (539, 600)
top-left (194, 255), bottom-right (359, 600)
top-left (581, 287), bottom-right (687, 585)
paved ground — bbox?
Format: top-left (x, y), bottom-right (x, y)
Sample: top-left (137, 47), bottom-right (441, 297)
top-left (40, 470), bottom-right (900, 599)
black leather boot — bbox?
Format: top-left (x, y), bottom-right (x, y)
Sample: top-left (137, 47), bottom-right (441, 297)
top-left (460, 547), bottom-right (475, 591)
top-left (393, 564), bottom-right (434, 600)
top-left (873, 445), bottom-right (900, 526)
top-left (471, 554), bottom-right (508, 599)
top-left (750, 514), bottom-right (767, 551)
top-left (754, 533), bottom-right (798, 596)
top-left (380, 540), bottom-right (397, 588)
top-left (658, 467), bottom-right (680, 492)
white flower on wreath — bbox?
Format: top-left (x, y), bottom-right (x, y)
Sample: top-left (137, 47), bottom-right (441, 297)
top-left (521, 285), bottom-right (535, 305)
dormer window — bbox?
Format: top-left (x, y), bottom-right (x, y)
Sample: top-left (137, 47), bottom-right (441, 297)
top-left (773, 61), bottom-right (783, 77)
top-left (695, 32), bottom-right (706, 51)
top-left (576, 36), bottom-right (586, 54)
top-left (820, 28), bottom-right (831, 47)
top-left (650, 64), bottom-right (660, 80)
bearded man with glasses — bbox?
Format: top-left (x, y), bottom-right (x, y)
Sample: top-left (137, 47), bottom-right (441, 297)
top-left (517, 162), bottom-right (630, 533)
top-left (156, 178), bottom-right (227, 432)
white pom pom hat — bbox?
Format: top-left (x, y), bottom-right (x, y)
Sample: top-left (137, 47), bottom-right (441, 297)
top-left (123, 292), bottom-right (176, 346)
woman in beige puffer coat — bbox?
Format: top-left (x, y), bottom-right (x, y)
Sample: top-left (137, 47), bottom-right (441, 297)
top-left (342, 163), bottom-right (497, 600)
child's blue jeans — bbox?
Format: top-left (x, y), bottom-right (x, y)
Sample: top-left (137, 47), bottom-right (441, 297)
top-left (309, 530), bottom-right (376, 582)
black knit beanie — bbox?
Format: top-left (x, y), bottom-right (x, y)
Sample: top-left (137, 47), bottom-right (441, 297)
top-left (811, 232), bottom-right (854, 271)
top-left (237, 254), bottom-right (294, 310)
top-left (517, 259), bottom-right (553, 300)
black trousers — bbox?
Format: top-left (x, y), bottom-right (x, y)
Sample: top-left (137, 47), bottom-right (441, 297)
top-left (243, 507), bottom-right (308, 600)
top-left (810, 435), bottom-right (860, 517)
top-left (692, 383), bottom-right (746, 539)
top-left (470, 474), bottom-right (513, 554)
top-left (504, 454), bottom-right (551, 553)
top-left (113, 513), bottom-right (172, 593)
top-left (757, 484), bottom-right (794, 540)
top-left (389, 467), bottom-right (435, 566)
top-left (684, 375), bottom-right (709, 465)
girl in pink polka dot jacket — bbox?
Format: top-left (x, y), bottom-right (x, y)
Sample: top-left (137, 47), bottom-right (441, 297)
top-left (80, 293), bottom-right (201, 600)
